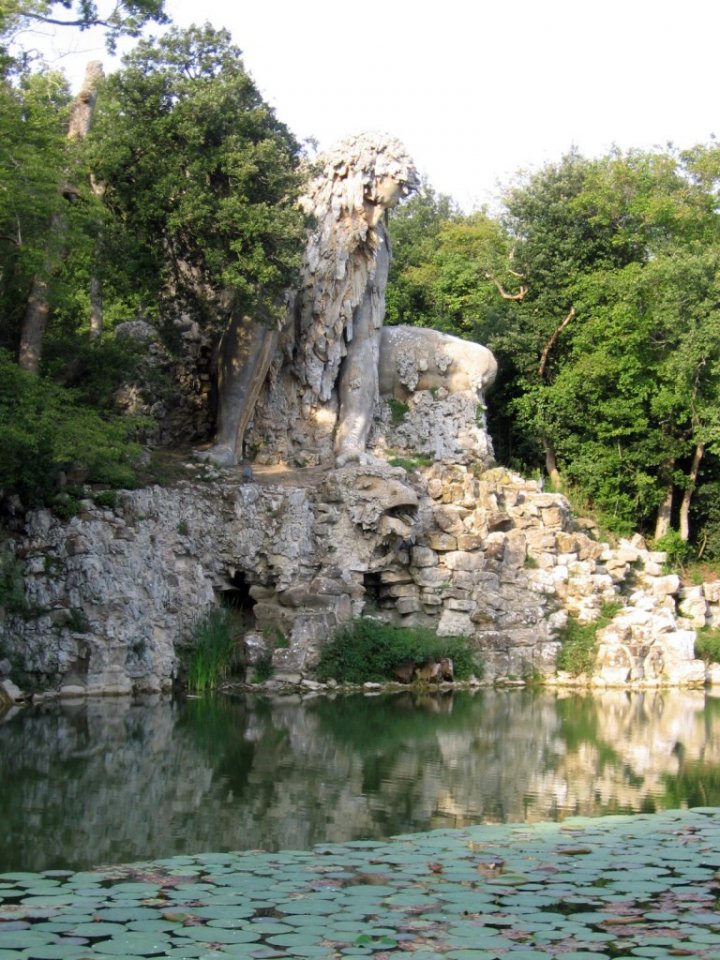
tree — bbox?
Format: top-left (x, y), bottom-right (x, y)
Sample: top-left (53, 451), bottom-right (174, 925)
top-left (499, 148), bottom-right (720, 539)
top-left (0, 66), bottom-right (72, 357)
top-left (17, 59), bottom-right (103, 373)
top-left (85, 24), bottom-right (306, 335)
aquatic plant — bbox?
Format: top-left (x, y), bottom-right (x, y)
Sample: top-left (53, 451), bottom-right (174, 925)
top-left (1, 809), bottom-right (719, 958)
top-left (183, 608), bottom-right (245, 693)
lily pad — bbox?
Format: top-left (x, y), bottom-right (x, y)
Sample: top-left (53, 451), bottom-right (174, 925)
top-left (92, 932), bottom-right (171, 955)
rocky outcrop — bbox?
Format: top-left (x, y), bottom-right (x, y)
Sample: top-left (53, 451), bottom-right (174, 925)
top-left (0, 460), bottom-right (712, 696)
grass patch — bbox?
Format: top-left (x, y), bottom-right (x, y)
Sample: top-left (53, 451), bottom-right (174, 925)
top-left (387, 398), bottom-right (409, 425)
top-left (695, 626), bottom-right (720, 665)
top-left (316, 618), bottom-right (480, 684)
top-left (182, 608), bottom-right (245, 694)
top-left (387, 453), bottom-right (434, 471)
top-left (556, 601), bottom-right (622, 676)
top-left (684, 561), bottom-right (720, 586)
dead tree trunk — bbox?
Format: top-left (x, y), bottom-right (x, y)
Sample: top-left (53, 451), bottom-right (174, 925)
top-left (17, 61), bottom-right (103, 372)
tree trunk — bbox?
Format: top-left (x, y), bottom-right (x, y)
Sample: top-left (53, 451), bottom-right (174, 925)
top-left (18, 269), bottom-right (52, 375)
top-left (679, 443), bottom-right (704, 542)
top-left (654, 459), bottom-right (675, 540)
top-left (18, 212), bottom-right (65, 373)
top-left (543, 437), bottom-right (562, 490)
top-left (17, 61), bottom-right (103, 372)
top-left (537, 307), bottom-right (575, 490)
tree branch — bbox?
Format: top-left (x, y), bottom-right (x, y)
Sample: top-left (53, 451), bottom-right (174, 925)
top-left (486, 274), bottom-right (528, 301)
top-left (538, 307), bottom-right (575, 379)
top-left (21, 12), bottom-right (110, 27)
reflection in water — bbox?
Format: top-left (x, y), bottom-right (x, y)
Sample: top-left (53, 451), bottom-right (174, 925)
top-left (1, 688), bottom-right (719, 872)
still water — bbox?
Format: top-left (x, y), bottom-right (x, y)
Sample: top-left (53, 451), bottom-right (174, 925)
top-left (2, 688), bottom-right (720, 873)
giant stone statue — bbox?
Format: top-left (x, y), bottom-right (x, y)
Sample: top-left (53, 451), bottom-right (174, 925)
top-left (202, 132), bottom-right (496, 469)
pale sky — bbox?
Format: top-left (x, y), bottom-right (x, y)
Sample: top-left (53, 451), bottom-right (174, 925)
top-left (27, 0), bottom-right (720, 210)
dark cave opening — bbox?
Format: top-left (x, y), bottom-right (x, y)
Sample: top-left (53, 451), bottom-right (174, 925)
top-left (219, 569), bottom-right (256, 613)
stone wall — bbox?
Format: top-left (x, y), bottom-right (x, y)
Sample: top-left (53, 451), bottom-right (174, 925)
top-left (1, 458), bottom-right (714, 698)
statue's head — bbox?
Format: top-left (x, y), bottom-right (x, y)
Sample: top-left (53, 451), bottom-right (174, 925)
top-left (302, 131), bottom-right (419, 226)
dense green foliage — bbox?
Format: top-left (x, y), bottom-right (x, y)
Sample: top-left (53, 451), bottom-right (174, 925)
top-left (0, 349), bottom-right (142, 504)
top-left (86, 24), bottom-right (306, 330)
top-left (387, 147), bottom-right (720, 554)
top-left (0, 546), bottom-right (27, 615)
top-left (316, 618), bottom-right (480, 684)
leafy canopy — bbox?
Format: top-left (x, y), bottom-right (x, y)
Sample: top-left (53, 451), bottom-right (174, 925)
top-left (86, 23), bottom-right (307, 329)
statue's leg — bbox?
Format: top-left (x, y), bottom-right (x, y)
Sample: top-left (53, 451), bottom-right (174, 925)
top-left (197, 315), bottom-right (278, 466)
top-left (334, 318), bottom-right (380, 466)
top-left (334, 229), bottom-right (390, 467)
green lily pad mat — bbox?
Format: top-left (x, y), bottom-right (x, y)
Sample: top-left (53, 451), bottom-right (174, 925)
top-left (2, 809), bottom-right (720, 958)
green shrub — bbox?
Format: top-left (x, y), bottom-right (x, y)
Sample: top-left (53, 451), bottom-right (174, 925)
top-left (654, 529), bottom-right (695, 571)
top-left (556, 601), bottom-right (622, 676)
top-left (43, 336), bottom-right (146, 408)
top-left (183, 608), bottom-right (245, 693)
top-left (49, 493), bottom-right (81, 520)
top-left (316, 618), bottom-right (480, 684)
top-left (695, 626), bottom-right (720, 665)
top-left (0, 350), bottom-right (144, 509)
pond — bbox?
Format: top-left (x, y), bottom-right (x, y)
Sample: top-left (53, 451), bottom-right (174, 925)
top-left (2, 687), bottom-right (720, 873)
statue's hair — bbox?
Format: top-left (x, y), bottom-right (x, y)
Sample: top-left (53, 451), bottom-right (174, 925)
top-left (300, 131), bottom-right (419, 218)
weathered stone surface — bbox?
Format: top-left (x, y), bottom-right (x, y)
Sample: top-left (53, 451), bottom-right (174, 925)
top-left (2, 457), bottom-right (716, 692)
top-left (648, 574), bottom-right (681, 597)
top-left (437, 608), bottom-right (473, 637)
top-left (426, 532), bottom-right (458, 552)
top-left (704, 581), bottom-right (720, 603)
top-left (411, 546), bottom-right (438, 567)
